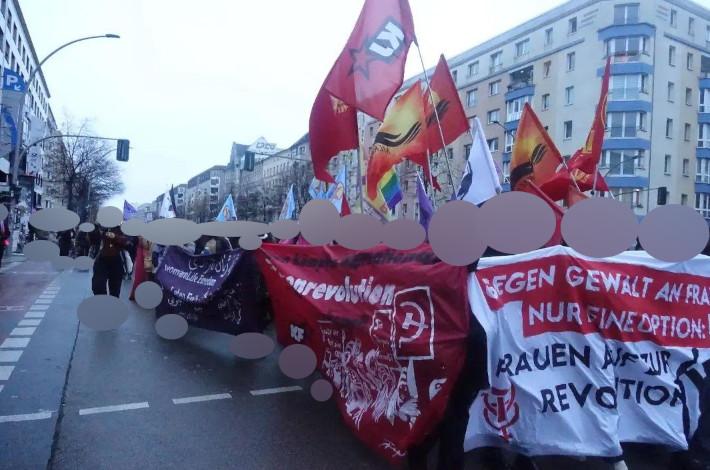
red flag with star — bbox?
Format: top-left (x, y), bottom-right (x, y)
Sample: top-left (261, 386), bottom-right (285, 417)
top-left (323, 0), bottom-right (417, 120)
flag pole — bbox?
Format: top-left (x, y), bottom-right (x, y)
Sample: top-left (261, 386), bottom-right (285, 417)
top-left (414, 43), bottom-right (456, 197)
top-left (356, 113), bottom-right (365, 213)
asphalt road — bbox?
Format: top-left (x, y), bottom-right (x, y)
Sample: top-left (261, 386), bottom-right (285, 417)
top-left (0, 256), bottom-right (683, 470)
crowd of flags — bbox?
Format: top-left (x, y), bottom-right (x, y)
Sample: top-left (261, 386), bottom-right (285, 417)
top-left (122, 0), bottom-right (614, 236)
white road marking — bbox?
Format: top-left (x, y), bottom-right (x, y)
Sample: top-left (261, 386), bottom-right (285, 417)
top-left (25, 312), bottom-right (45, 319)
top-left (79, 402), bottom-right (150, 416)
top-left (0, 306), bottom-right (25, 311)
top-left (0, 365), bottom-right (15, 380)
top-left (250, 386), bottom-right (302, 396)
top-left (0, 385), bottom-right (3, 393)
top-left (0, 338), bottom-right (30, 348)
top-left (172, 393), bottom-right (232, 405)
top-left (18, 319), bottom-right (41, 327)
top-left (10, 327), bottom-right (36, 336)
top-left (38, 295), bottom-right (55, 299)
top-left (28, 304), bottom-right (49, 311)
top-left (0, 350), bottom-right (23, 362)
top-left (0, 411), bottom-right (52, 423)
top-left (34, 299), bottom-right (52, 304)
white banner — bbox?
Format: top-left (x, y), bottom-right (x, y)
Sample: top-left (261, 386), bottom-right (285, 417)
top-left (465, 245), bottom-right (710, 457)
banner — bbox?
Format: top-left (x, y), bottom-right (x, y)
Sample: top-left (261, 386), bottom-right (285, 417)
top-left (155, 247), bottom-right (266, 335)
top-left (465, 245), bottom-right (710, 457)
top-left (256, 244), bottom-right (470, 464)
top-left (0, 70), bottom-right (25, 169)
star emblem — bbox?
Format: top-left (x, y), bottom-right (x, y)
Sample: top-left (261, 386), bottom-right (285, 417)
top-left (348, 44), bottom-right (376, 79)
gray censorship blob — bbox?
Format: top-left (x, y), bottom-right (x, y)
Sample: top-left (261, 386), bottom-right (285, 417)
top-left (428, 201), bottom-right (486, 266)
top-left (29, 207), bottom-right (79, 232)
top-left (120, 219), bottom-right (144, 237)
top-left (77, 295), bottom-right (129, 331)
top-left (279, 344), bottom-right (317, 380)
top-left (24, 240), bottom-right (59, 262)
top-left (95, 206), bottom-right (123, 228)
top-left (78, 222), bottom-right (95, 233)
top-left (381, 219), bottom-right (425, 250)
top-left (143, 218), bottom-right (202, 246)
top-left (135, 281), bottom-right (163, 309)
top-left (230, 333), bottom-right (275, 359)
top-left (155, 314), bottom-right (189, 340)
top-left (52, 256), bottom-right (75, 271)
top-left (480, 192), bottom-right (556, 253)
top-left (269, 220), bottom-right (300, 240)
top-left (639, 205), bottom-right (709, 262)
top-left (239, 235), bottom-right (262, 251)
top-left (74, 256), bottom-right (94, 271)
top-left (335, 214), bottom-right (382, 250)
top-left (299, 200), bottom-right (339, 245)
top-left (562, 198), bottom-right (638, 258)
top-left (310, 379), bottom-right (334, 402)
top-left (0, 204), bottom-right (8, 220)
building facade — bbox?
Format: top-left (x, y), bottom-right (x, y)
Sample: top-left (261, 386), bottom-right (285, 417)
top-left (184, 165), bottom-right (228, 222)
top-left (365, 0), bottom-right (710, 223)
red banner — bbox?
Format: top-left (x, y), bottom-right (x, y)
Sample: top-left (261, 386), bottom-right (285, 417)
top-left (256, 244), bottom-right (469, 464)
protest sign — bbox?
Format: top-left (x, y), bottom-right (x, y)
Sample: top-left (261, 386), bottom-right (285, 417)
top-left (256, 244), bottom-right (470, 464)
top-left (465, 245), bottom-right (710, 457)
top-left (155, 247), bottom-right (266, 335)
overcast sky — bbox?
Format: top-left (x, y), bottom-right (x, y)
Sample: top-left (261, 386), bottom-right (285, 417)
top-left (21, 0), bottom-right (566, 208)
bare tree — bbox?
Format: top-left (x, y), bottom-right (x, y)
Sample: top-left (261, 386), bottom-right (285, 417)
top-left (44, 118), bottom-right (124, 219)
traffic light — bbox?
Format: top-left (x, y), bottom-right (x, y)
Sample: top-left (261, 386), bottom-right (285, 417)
top-left (116, 139), bottom-right (130, 162)
top-left (657, 186), bottom-right (667, 206)
top-left (243, 151), bottom-right (255, 171)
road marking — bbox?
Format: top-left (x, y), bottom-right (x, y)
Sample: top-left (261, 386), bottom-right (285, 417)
top-left (250, 386), bottom-right (302, 396)
top-left (0, 411), bottom-right (52, 423)
top-left (18, 319), bottom-right (41, 326)
top-left (0, 306), bottom-right (25, 311)
top-left (0, 338), bottom-right (30, 348)
top-left (25, 312), bottom-right (45, 319)
top-left (28, 304), bottom-right (49, 311)
top-left (0, 262), bottom-right (19, 272)
top-left (0, 350), bottom-right (23, 362)
top-left (172, 393), bottom-right (232, 405)
top-left (0, 385), bottom-right (3, 393)
top-left (79, 402), bottom-right (150, 416)
top-left (10, 327), bottom-right (36, 336)
top-left (0, 365), bottom-right (15, 380)
top-left (38, 295), bottom-right (55, 299)
top-left (34, 299), bottom-right (52, 304)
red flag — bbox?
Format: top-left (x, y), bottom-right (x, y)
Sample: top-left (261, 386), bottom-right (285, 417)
top-left (573, 57), bottom-right (611, 174)
top-left (425, 55), bottom-right (469, 155)
top-left (309, 87), bottom-right (359, 183)
top-left (366, 81), bottom-right (435, 199)
top-left (341, 193), bottom-right (352, 216)
top-left (324, 0), bottom-right (417, 120)
top-left (518, 180), bottom-right (564, 247)
top-left (564, 183), bottom-right (589, 208)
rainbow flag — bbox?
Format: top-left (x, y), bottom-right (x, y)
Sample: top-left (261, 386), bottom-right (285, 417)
top-left (379, 169), bottom-right (402, 211)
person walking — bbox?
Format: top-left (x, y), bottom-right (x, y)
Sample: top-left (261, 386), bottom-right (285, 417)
top-left (0, 213), bottom-right (10, 270)
top-left (57, 229), bottom-right (75, 257)
top-left (89, 225), bottom-right (129, 297)
top-left (129, 236), bottom-right (153, 301)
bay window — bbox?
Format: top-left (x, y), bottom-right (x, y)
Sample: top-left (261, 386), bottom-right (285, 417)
top-left (607, 111), bottom-right (647, 138)
top-left (504, 131), bottom-right (515, 153)
top-left (606, 36), bottom-right (649, 62)
top-left (696, 193), bottom-right (710, 219)
top-left (607, 187), bottom-right (643, 207)
top-left (506, 95), bottom-right (531, 122)
top-left (599, 149), bottom-right (645, 175)
top-left (609, 74), bottom-right (649, 100)
top-left (697, 158), bottom-right (710, 184)
top-left (700, 89), bottom-right (710, 113)
top-left (699, 123), bottom-right (710, 148)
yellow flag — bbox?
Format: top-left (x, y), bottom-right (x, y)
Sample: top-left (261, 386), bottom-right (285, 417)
top-left (360, 147), bottom-right (395, 221)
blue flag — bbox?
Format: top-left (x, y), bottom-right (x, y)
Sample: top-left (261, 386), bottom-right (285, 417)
top-left (123, 200), bottom-right (138, 221)
top-left (308, 177), bottom-right (329, 200)
top-left (279, 184), bottom-right (297, 220)
top-left (416, 174), bottom-right (434, 231)
top-left (216, 194), bottom-right (237, 221)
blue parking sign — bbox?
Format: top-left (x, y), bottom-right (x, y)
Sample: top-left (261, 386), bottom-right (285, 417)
top-left (2, 70), bottom-right (25, 92)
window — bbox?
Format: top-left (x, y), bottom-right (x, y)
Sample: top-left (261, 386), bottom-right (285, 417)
top-left (684, 123), bottom-right (691, 141)
top-left (487, 109), bottom-right (500, 124)
top-left (614, 4), bottom-right (639, 25)
top-left (610, 74), bottom-right (648, 100)
top-left (468, 61), bottom-right (479, 77)
top-left (607, 111), bottom-right (646, 137)
top-left (489, 80), bottom-right (500, 96)
top-left (666, 119), bottom-right (673, 138)
top-left (688, 17), bottom-right (695, 36)
top-left (452, 70), bottom-right (457, 83)
top-left (667, 82), bottom-right (675, 102)
top-left (543, 60), bottom-right (551, 78)
top-left (664, 155), bottom-right (672, 174)
top-left (564, 121), bottom-right (573, 139)
top-left (600, 150), bottom-right (645, 175)
top-left (515, 39), bottom-right (530, 58)
top-left (565, 86), bottom-right (574, 105)
top-left (506, 95), bottom-right (531, 121)
top-left (681, 194), bottom-right (688, 206)
top-left (696, 193), bottom-right (710, 219)
top-left (464, 144), bottom-right (472, 157)
top-left (542, 93), bottom-right (550, 110)
top-left (707, 25), bottom-right (710, 46)
top-left (502, 161), bottom-right (511, 182)
top-left (446, 148), bottom-right (453, 160)
top-left (490, 52), bottom-right (502, 73)
top-left (545, 28), bottom-right (553, 46)
top-left (487, 138), bottom-right (499, 152)
top-left (687, 53), bottom-right (693, 71)
top-left (686, 88), bottom-right (692, 106)
top-left (702, 90), bottom-right (710, 113)
top-left (670, 9), bottom-right (677, 27)
top-left (669, 46), bottom-right (676, 66)
top-left (682, 158), bottom-right (690, 176)
top-left (606, 36), bottom-right (648, 61)
top-left (566, 52), bottom-right (575, 71)
top-left (696, 157), bottom-right (710, 183)
top-left (504, 131), bottom-right (515, 153)
top-left (568, 17), bottom-right (577, 35)
top-left (699, 123), bottom-right (710, 148)
top-left (466, 88), bottom-right (477, 107)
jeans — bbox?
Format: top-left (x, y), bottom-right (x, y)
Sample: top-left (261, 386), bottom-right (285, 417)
top-left (92, 256), bottom-right (124, 297)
